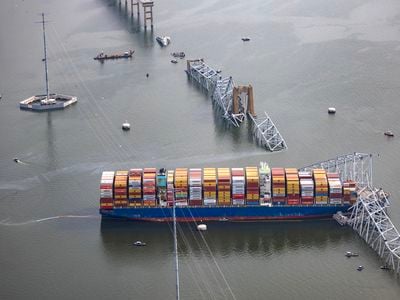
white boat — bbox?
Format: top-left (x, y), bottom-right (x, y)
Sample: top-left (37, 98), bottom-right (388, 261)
top-left (122, 122), bottom-right (131, 131)
top-left (156, 36), bottom-right (171, 47)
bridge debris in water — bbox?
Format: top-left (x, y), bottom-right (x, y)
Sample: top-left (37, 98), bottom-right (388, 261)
top-left (348, 186), bottom-right (400, 274)
top-left (303, 153), bottom-right (400, 274)
top-left (186, 59), bottom-right (287, 152)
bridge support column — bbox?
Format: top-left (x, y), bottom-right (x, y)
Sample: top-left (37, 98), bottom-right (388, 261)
top-left (247, 84), bottom-right (256, 117)
top-left (232, 86), bottom-right (239, 114)
top-left (131, 0), bottom-right (140, 16)
top-left (142, 1), bottom-right (154, 30)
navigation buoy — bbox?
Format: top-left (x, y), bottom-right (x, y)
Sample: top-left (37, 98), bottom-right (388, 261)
top-left (197, 224), bottom-right (207, 231)
top-left (122, 122), bottom-right (131, 131)
top-left (328, 107), bottom-right (336, 114)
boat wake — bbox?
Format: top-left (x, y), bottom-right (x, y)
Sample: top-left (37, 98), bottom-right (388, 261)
top-left (0, 215), bottom-right (99, 226)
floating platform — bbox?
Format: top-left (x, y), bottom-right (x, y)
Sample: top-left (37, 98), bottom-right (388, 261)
top-left (19, 93), bottom-right (77, 112)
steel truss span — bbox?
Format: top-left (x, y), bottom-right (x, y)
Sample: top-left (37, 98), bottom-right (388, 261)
top-left (348, 187), bottom-right (400, 273)
top-left (186, 59), bottom-right (287, 152)
top-left (303, 153), bottom-right (399, 273)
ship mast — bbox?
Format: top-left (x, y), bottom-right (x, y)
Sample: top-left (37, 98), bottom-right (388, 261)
top-left (40, 13), bottom-right (50, 100)
top-left (173, 189), bottom-right (180, 300)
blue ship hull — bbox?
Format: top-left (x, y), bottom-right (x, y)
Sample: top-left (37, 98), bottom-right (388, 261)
top-left (100, 205), bottom-right (351, 222)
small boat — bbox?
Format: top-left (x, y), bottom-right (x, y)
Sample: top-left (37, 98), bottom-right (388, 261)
top-left (345, 251), bottom-right (359, 257)
top-left (13, 158), bottom-right (20, 163)
top-left (242, 37), bottom-right (250, 42)
top-left (156, 36), bottom-right (171, 47)
top-left (94, 49), bottom-right (134, 60)
top-left (328, 107), bottom-right (336, 114)
top-left (380, 265), bottom-right (390, 270)
top-left (133, 241), bottom-right (146, 246)
top-left (122, 121), bottom-right (131, 131)
top-left (357, 265), bottom-right (364, 271)
top-left (197, 224), bottom-right (207, 231)
top-left (384, 130), bottom-right (394, 137)
top-left (171, 59), bottom-right (178, 64)
top-left (216, 69), bottom-right (222, 74)
top-left (0, 94), bottom-right (2, 99)
top-left (171, 52), bottom-right (185, 58)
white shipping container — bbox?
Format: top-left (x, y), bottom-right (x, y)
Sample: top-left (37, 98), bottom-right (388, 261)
top-left (232, 199), bottom-right (245, 205)
top-left (204, 199), bottom-right (217, 205)
top-left (329, 198), bottom-right (342, 203)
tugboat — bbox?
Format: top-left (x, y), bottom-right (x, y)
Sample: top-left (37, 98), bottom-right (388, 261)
top-left (171, 52), bottom-right (185, 58)
top-left (384, 130), bottom-right (394, 137)
top-left (156, 36), bottom-right (171, 47)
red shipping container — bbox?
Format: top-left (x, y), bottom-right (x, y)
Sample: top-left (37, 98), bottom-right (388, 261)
top-left (114, 190), bottom-right (127, 195)
top-left (189, 200), bottom-right (202, 206)
top-left (100, 183), bottom-right (113, 189)
top-left (287, 199), bottom-right (300, 205)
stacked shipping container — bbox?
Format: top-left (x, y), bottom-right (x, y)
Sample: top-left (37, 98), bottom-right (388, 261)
top-left (100, 171), bottom-right (114, 209)
top-left (128, 169), bottom-right (142, 207)
top-left (99, 166), bottom-right (358, 210)
top-left (217, 168), bottom-right (231, 205)
top-left (271, 168), bottom-right (286, 205)
top-left (167, 170), bottom-right (175, 206)
top-left (245, 167), bottom-right (260, 205)
top-left (189, 169), bottom-right (202, 206)
top-left (259, 163), bottom-right (271, 205)
top-left (299, 171), bottom-right (314, 205)
top-left (286, 168), bottom-right (300, 205)
top-left (157, 171), bottom-right (167, 204)
top-left (327, 172), bottom-right (343, 204)
top-left (114, 171), bottom-right (128, 207)
top-left (175, 168), bottom-right (188, 206)
top-left (143, 168), bottom-right (156, 206)
top-left (313, 169), bottom-right (328, 204)
top-left (203, 168), bottom-right (217, 205)
top-left (232, 168), bottom-right (245, 205)
top-left (343, 180), bottom-right (357, 204)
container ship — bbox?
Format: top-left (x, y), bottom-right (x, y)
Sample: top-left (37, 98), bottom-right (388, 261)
top-left (99, 164), bottom-right (357, 222)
